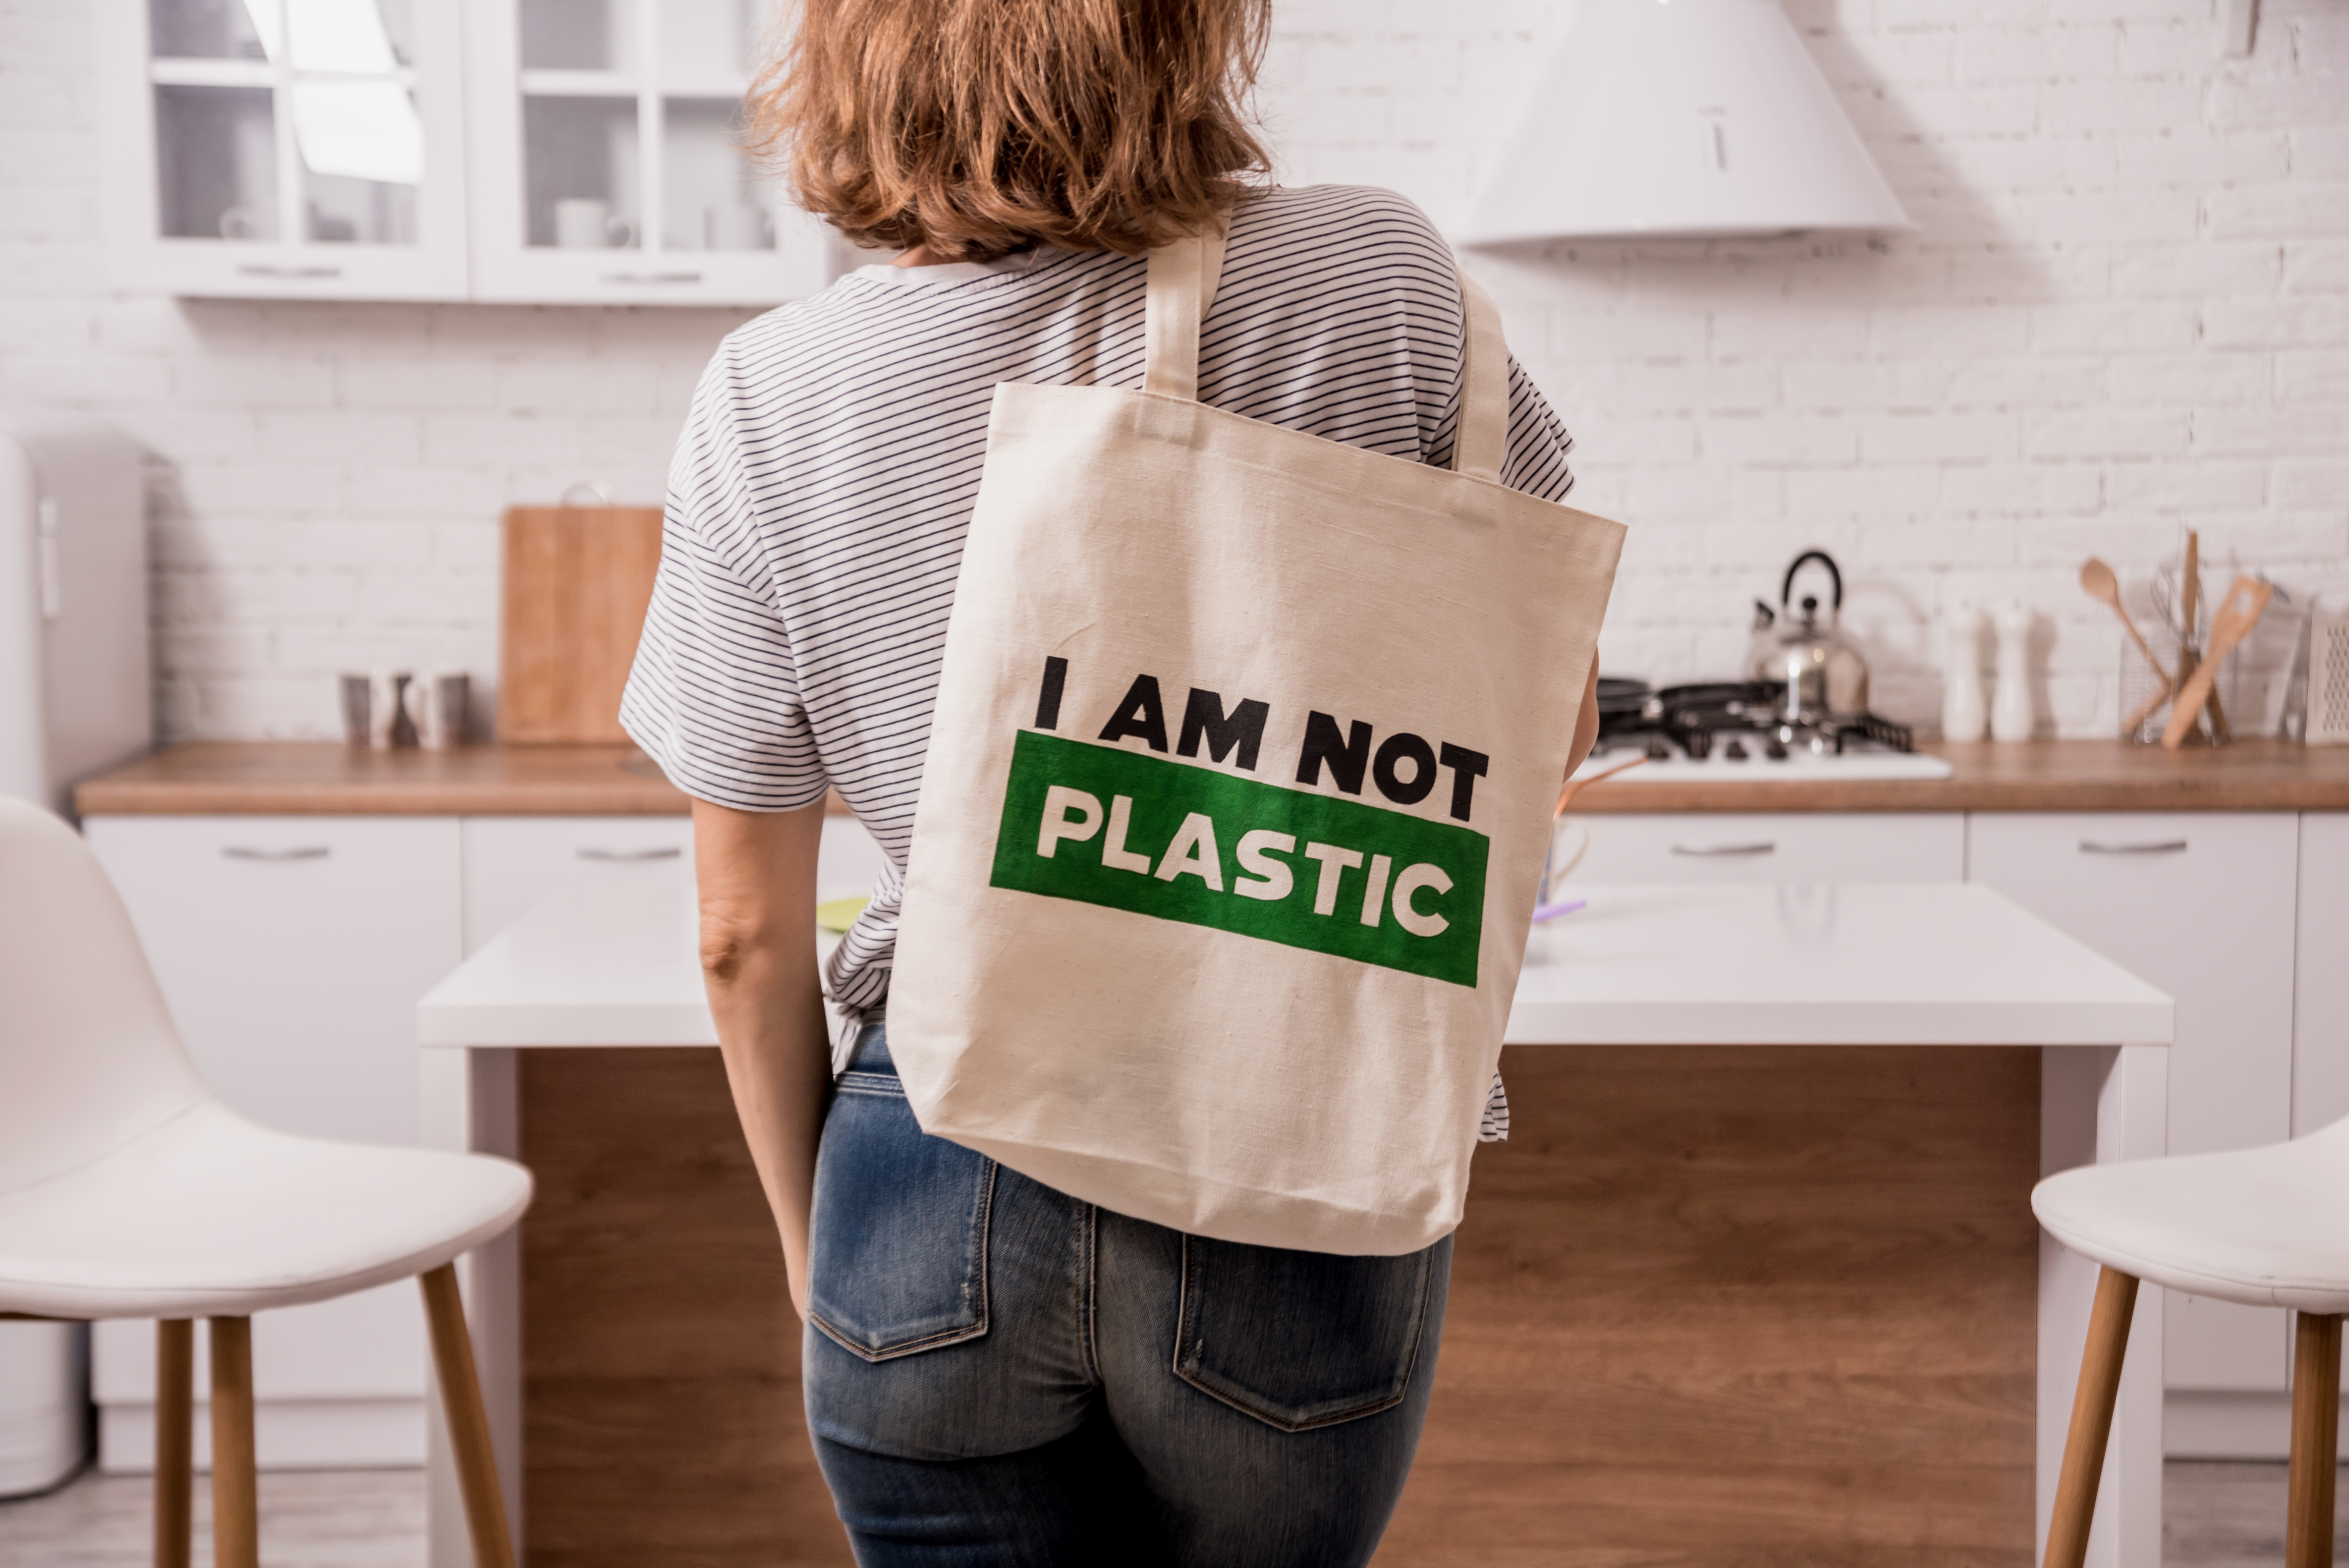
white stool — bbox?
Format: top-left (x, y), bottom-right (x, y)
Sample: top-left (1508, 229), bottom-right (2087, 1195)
top-left (0, 797), bottom-right (532, 1568)
top-left (2035, 1121), bottom-right (2349, 1568)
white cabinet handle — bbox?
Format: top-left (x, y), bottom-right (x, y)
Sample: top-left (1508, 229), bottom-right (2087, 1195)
top-left (576, 846), bottom-right (683, 862)
top-left (237, 264), bottom-right (342, 279)
top-left (222, 845), bottom-right (331, 861)
top-left (600, 271), bottom-right (702, 285)
top-left (2079, 840), bottom-right (2188, 855)
top-left (1670, 841), bottom-right (1777, 857)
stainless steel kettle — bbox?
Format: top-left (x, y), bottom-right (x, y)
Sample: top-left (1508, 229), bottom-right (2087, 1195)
top-left (1746, 549), bottom-right (1869, 725)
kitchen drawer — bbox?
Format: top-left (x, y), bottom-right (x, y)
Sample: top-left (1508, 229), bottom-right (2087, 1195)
top-left (81, 815), bottom-right (463, 1469)
top-left (1557, 812), bottom-right (1965, 886)
top-left (460, 813), bottom-right (891, 955)
top-left (460, 815), bottom-right (697, 955)
top-left (1969, 812), bottom-right (2300, 1400)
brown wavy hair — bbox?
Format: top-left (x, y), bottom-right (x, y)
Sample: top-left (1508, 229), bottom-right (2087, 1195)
top-left (747, 0), bottom-right (1274, 262)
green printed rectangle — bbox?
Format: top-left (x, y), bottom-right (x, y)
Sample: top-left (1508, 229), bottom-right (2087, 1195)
top-left (987, 729), bottom-right (1487, 987)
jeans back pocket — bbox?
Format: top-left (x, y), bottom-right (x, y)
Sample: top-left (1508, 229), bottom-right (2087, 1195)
top-left (806, 1069), bottom-right (996, 1362)
top-left (1174, 1233), bottom-right (1445, 1432)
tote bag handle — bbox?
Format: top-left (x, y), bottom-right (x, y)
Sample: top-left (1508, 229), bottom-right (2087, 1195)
top-left (1142, 224), bottom-right (1512, 484)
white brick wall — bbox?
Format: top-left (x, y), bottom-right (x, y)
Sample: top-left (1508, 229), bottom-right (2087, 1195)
top-left (1, 0), bottom-right (2344, 739)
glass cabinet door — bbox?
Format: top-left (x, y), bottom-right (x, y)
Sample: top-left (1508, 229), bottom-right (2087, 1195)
top-left (467, 0), bottom-right (834, 305)
top-left (102, 0), bottom-right (470, 299)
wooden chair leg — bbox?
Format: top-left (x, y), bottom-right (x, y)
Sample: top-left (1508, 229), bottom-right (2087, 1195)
top-left (2289, 1311), bottom-right (2343, 1568)
top-left (421, 1264), bottom-right (518, 1568)
top-left (2044, 1267), bottom-right (2141, 1568)
top-left (153, 1320), bottom-right (192, 1568)
top-left (208, 1316), bottom-right (260, 1568)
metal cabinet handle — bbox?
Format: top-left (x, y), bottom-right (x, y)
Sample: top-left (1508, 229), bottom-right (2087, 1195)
top-left (237, 264), bottom-right (343, 279)
top-left (1670, 841), bottom-right (1777, 857)
top-left (576, 846), bottom-right (683, 862)
top-left (222, 845), bottom-right (331, 861)
top-left (599, 271), bottom-right (702, 285)
top-left (2079, 840), bottom-right (2188, 855)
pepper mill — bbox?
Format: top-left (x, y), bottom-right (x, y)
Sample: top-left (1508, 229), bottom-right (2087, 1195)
top-left (1941, 606), bottom-right (1986, 743)
top-left (1991, 602), bottom-right (2035, 743)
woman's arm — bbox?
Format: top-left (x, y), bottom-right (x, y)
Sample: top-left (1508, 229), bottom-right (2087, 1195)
top-left (692, 796), bottom-right (835, 1316)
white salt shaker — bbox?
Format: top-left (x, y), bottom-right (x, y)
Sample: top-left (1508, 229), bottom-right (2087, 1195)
top-left (1991, 602), bottom-right (2035, 742)
top-left (1940, 606), bottom-right (1986, 743)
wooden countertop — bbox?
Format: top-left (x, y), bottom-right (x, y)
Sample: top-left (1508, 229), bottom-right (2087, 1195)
top-left (72, 737), bottom-right (2349, 817)
top-left (74, 742), bottom-right (696, 817)
top-left (1571, 738), bottom-right (2349, 813)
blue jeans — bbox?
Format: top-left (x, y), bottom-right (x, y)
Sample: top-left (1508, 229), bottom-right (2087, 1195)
top-left (802, 1024), bottom-right (1452, 1567)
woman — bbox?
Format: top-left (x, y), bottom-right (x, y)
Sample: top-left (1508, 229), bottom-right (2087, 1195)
top-left (621, 1), bottom-right (1598, 1561)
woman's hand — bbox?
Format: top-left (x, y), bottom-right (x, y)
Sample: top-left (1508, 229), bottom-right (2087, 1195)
top-left (692, 796), bottom-right (835, 1318)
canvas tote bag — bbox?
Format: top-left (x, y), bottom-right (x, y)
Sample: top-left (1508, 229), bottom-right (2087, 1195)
top-left (891, 223), bottom-right (1625, 1256)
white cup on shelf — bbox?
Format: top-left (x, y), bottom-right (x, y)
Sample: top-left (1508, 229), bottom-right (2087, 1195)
top-left (553, 198), bottom-right (637, 249)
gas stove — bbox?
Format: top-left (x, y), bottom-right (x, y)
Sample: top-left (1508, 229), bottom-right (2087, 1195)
top-left (1573, 680), bottom-right (1955, 784)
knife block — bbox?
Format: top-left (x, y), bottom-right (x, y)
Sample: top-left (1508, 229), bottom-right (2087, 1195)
top-left (498, 504), bottom-right (664, 744)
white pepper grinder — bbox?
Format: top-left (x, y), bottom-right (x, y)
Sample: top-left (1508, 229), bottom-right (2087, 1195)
top-left (1941, 605), bottom-right (1986, 742)
top-left (1991, 602), bottom-right (2035, 742)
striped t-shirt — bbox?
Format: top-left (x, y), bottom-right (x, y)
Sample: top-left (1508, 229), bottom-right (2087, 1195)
top-left (619, 183), bottom-right (1576, 1141)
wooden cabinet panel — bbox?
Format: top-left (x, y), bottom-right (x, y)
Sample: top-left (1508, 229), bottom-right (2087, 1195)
top-left (81, 815), bottom-right (463, 1469)
top-left (1968, 812), bottom-right (2300, 1398)
top-left (1559, 811), bottom-right (1965, 886)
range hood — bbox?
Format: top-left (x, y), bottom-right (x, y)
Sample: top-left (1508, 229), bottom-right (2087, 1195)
top-left (1457, 0), bottom-right (1914, 244)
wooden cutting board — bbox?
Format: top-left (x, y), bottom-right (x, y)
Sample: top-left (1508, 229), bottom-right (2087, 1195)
top-left (498, 505), bottom-right (665, 745)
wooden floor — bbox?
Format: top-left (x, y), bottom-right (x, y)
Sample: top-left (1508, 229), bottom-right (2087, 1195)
top-left (0, 1461), bottom-right (2333, 1566)
top-left (0, 1468), bottom-right (423, 1566)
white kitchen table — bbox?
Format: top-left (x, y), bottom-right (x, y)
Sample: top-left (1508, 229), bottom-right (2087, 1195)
top-left (419, 868), bottom-right (2171, 1568)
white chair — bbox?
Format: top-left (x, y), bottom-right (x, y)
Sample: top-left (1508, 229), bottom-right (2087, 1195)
top-left (0, 797), bottom-right (531, 1568)
top-left (2035, 1123), bottom-right (2349, 1568)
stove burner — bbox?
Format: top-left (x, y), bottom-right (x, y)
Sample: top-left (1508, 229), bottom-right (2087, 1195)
top-left (1596, 680), bottom-right (1915, 762)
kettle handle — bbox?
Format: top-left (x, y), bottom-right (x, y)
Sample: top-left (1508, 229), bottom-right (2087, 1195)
top-left (1781, 549), bottom-right (1843, 612)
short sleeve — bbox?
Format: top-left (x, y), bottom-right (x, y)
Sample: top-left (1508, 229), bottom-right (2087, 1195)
top-left (618, 345), bottom-right (829, 812)
top-left (1418, 296), bottom-right (1576, 502)
top-left (1498, 357), bottom-right (1577, 504)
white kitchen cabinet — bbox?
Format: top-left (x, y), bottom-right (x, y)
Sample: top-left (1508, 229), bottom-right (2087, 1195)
top-left (462, 0), bottom-right (833, 305)
top-left (80, 815), bottom-right (463, 1471)
top-left (2295, 814), bottom-right (2349, 1138)
top-left (1557, 812), bottom-right (1965, 886)
top-left (1967, 813), bottom-right (2302, 1437)
top-left (97, 0), bottom-right (472, 301)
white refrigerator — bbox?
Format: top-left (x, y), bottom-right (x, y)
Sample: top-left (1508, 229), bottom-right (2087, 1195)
top-left (0, 411), bottom-right (151, 1495)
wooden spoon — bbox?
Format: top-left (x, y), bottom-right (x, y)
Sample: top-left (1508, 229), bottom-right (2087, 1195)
top-left (2080, 557), bottom-right (2173, 693)
top-left (2161, 576), bottom-right (2272, 749)
top-left (2175, 530), bottom-right (2230, 742)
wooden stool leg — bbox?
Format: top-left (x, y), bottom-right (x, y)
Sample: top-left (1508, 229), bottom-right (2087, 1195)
top-left (2044, 1267), bottom-right (2141, 1568)
top-left (421, 1264), bottom-right (517, 1568)
top-left (2289, 1311), bottom-right (2343, 1568)
top-left (153, 1321), bottom-right (193, 1568)
top-left (208, 1316), bottom-right (259, 1568)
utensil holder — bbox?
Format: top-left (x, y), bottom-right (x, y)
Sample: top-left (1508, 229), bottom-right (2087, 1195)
top-left (2120, 620), bottom-right (2232, 746)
